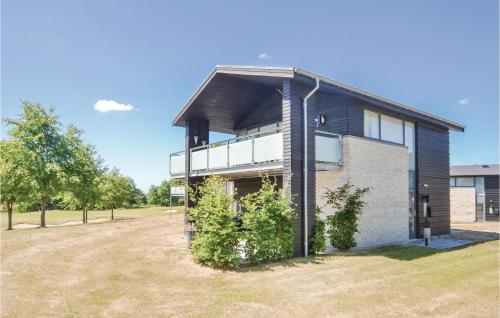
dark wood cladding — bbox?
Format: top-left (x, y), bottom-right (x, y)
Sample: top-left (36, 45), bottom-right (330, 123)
top-left (234, 91), bottom-right (282, 130)
top-left (184, 118), bottom-right (209, 210)
top-left (178, 74), bottom-right (279, 133)
top-left (282, 79), bottom-right (315, 256)
top-left (233, 176), bottom-right (283, 201)
top-left (416, 123), bottom-right (450, 236)
top-left (485, 175), bottom-right (499, 218)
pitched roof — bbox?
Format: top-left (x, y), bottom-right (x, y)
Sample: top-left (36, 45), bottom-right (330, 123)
top-left (172, 65), bottom-right (465, 132)
top-left (450, 164), bottom-right (500, 176)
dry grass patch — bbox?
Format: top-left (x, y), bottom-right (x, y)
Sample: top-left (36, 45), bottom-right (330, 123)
top-left (2, 210), bottom-right (499, 317)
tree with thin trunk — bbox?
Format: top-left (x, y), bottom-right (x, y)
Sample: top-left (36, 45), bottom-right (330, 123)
top-left (60, 126), bottom-right (104, 224)
top-left (0, 140), bottom-right (31, 230)
top-left (5, 101), bottom-right (69, 227)
top-left (99, 168), bottom-right (132, 221)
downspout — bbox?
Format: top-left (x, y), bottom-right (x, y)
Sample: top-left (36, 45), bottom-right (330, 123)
top-left (303, 77), bottom-right (320, 257)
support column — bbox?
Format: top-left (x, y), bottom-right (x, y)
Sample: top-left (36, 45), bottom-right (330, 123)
top-left (184, 118), bottom-right (209, 223)
top-left (282, 80), bottom-right (316, 256)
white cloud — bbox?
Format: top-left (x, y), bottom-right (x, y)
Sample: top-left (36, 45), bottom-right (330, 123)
top-left (258, 53), bottom-right (272, 59)
top-left (94, 99), bottom-right (134, 112)
top-left (457, 98), bottom-right (470, 105)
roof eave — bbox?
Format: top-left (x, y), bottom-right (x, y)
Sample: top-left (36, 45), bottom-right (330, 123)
top-left (171, 65), bottom-right (295, 127)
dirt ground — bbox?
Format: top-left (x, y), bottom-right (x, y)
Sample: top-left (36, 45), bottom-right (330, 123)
top-left (2, 212), bottom-right (499, 317)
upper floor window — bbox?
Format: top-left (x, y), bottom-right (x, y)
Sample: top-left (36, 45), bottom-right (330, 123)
top-left (381, 115), bottom-right (404, 144)
top-left (456, 177), bottom-right (474, 187)
top-left (364, 110), bottom-right (379, 139)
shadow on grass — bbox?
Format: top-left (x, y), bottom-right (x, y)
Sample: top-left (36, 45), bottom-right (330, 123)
top-left (226, 241), bottom-right (490, 271)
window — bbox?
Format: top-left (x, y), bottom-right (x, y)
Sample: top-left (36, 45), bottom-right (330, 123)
top-left (475, 177), bottom-right (485, 195)
top-left (450, 177), bottom-right (456, 187)
top-left (381, 115), bottom-right (404, 144)
top-left (404, 122), bottom-right (415, 170)
top-left (456, 177), bottom-right (474, 187)
top-left (364, 110), bottom-right (379, 139)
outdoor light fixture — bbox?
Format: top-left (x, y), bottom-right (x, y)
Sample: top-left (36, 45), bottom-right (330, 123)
top-left (193, 135), bottom-right (199, 145)
top-left (315, 114), bottom-right (326, 127)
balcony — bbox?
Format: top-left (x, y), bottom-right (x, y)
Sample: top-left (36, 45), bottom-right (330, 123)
top-left (170, 130), bottom-right (342, 178)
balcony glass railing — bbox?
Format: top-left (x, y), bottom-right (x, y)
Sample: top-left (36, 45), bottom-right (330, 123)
top-left (190, 130), bottom-right (283, 172)
top-left (170, 129), bottom-right (342, 177)
top-left (315, 131), bottom-right (342, 165)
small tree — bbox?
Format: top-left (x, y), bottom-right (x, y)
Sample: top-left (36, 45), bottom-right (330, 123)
top-left (189, 176), bottom-right (240, 268)
top-left (323, 184), bottom-right (370, 251)
top-left (99, 168), bottom-right (132, 220)
top-left (241, 177), bottom-right (295, 264)
top-left (62, 126), bottom-right (104, 223)
top-left (0, 140), bottom-right (31, 230)
top-left (309, 207), bottom-right (326, 255)
top-left (147, 185), bottom-right (160, 205)
top-left (5, 102), bottom-right (69, 227)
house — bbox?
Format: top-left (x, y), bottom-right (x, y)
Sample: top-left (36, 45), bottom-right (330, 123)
top-left (170, 65), bottom-right (465, 256)
top-left (450, 164), bottom-right (499, 222)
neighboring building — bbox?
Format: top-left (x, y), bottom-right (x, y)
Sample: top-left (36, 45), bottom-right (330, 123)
top-left (170, 65), bottom-right (464, 256)
top-left (450, 164), bottom-right (500, 222)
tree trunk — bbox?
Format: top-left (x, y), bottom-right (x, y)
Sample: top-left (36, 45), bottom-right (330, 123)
top-left (40, 200), bottom-right (47, 228)
top-left (111, 207), bottom-right (114, 221)
top-left (82, 208), bottom-right (86, 224)
top-left (85, 208), bottom-right (88, 223)
top-left (7, 204), bottom-right (13, 230)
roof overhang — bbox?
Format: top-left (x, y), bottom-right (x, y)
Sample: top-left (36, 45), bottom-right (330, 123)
top-left (172, 65), bottom-right (465, 133)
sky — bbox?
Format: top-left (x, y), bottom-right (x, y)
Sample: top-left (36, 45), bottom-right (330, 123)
top-left (2, 0), bottom-right (499, 192)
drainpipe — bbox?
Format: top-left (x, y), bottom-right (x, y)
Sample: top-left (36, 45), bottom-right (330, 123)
top-left (303, 77), bottom-right (320, 257)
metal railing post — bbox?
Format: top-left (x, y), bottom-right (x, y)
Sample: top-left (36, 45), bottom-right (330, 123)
top-left (251, 135), bottom-right (255, 164)
top-left (226, 140), bottom-right (230, 168)
top-left (206, 145), bottom-right (210, 170)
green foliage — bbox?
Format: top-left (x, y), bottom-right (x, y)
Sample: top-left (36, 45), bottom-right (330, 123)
top-left (60, 125), bottom-right (104, 211)
top-left (125, 177), bottom-right (147, 208)
top-left (98, 168), bottom-right (133, 211)
top-left (241, 177), bottom-right (295, 264)
top-left (147, 185), bottom-right (160, 205)
top-left (323, 184), bottom-right (370, 251)
top-left (0, 140), bottom-right (32, 228)
top-left (189, 176), bottom-right (240, 268)
top-left (309, 207), bottom-right (326, 254)
top-left (147, 179), bottom-right (185, 206)
top-left (4, 101), bottom-right (71, 226)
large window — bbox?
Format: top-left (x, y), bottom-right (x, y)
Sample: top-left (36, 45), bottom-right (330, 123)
top-left (381, 115), bottom-right (404, 144)
top-left (456, 177), bottom-right (474, 187)
top-left (404, 122), bottom-right (415, 171)
top-left (364, 110), bottom-right (379, 139)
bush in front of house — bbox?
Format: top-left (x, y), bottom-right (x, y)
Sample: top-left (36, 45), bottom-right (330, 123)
top-left (323, 184), bottom-right (370, 251)
top-left (189, 176), bottom-right (240, 268)
top-left (309, 206), bottom-right (326, 254)
top-left (241, 178), bottom-right (295, 264)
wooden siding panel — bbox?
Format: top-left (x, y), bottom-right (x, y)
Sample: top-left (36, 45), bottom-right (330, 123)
top-left (282, 80), bottom-right (316, 256)
top-left (416, 123), bottom-right (450, 236)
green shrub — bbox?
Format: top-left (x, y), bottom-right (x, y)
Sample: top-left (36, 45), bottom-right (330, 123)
top-left (309, 207), bottom-right (326, 254)
top-left (242, 177), bottom-right (295, 264)
top-left (189, 176), bottom-right (240, 268)
top-left (323, 184), bottom-right (370, 251)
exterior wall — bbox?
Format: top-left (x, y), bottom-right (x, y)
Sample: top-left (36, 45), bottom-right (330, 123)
top-left (184, 118), bottom-right (209, 212)
top-left (485, 175), bottom-right (500, 220)
top-left (282, 79), bottom-right (316, 256)
top-left (316, 136), bottom-right (409, 249)
top-left (234, 92), bottom-right (282, 130)
top-left (416, 123), bottom-right (450, 236)
top-left (450, 187), bottom-right (476, 223)
top-left (232, 176), bottom-right (283, 201)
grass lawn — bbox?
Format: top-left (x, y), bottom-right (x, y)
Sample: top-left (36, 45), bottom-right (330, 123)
top-left (0, 206), bottom-right (173, 229)
top-left (1, 211), bottom-right (499, 317)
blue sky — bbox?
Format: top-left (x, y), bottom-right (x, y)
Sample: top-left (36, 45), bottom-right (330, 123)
top-left (2, 0), bottom-right (498, 192)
